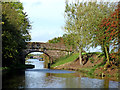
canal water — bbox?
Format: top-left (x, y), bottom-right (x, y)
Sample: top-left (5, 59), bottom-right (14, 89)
top-left (2, 59), bottom-right (119, 88)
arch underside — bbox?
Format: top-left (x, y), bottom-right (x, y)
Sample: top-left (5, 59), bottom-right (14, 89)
top-left (24, 49), bottom-right (51, 59)
top-left (23, 48), bottom-right (71, 63)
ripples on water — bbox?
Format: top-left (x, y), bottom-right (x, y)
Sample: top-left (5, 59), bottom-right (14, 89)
top-left (2, 59), bottom-right (119, 88)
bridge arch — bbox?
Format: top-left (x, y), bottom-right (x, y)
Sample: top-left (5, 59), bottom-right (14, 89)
top-left (24, 50), bottom-right (51, 59)
top-left (21, 42), bottom-right (73, 68)
top-left (24, 50), bottom-right (52, 68)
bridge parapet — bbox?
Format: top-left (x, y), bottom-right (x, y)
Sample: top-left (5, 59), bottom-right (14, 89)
top-left (26, 42), bottom-right (72, 51)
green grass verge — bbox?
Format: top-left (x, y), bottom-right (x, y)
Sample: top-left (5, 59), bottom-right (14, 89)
top-left (51, 53), bottom-right (79, 67)
top-left (0, 67), bottom-right (10, 70)
top-left (78, 61), bottom-right (104, 76)
top-left (51, 52), bottom-right (100, 68)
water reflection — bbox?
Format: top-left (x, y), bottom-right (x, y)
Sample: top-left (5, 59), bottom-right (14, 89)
top-left (2, 59), bottom-right (119, 88)
top-left (26, 59), bottom-right (44, 69)
top-left (80, 77), bottom-right (104, 88)
top-left (25, 71), bottom-right (46, 88)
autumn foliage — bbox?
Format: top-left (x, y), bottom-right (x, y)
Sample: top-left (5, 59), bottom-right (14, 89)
top-left (98, 7), bottom-right (120, 66)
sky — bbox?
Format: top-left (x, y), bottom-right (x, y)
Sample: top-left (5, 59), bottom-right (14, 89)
top-left (20, 0), bottom-right (66, 42)
top-left (19, 0), bottom-right (119, 52)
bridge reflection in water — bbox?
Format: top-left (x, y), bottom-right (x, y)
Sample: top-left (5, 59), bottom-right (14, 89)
top-left (2, 59), bottom-right (118, 88)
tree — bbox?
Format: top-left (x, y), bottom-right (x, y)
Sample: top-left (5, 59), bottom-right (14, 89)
top-left (48, 34), bottom-right (76, 52)
top-left (2, 2), bottom-right (31, 67)
top-left (48, 37), bottom-right (62, 44)
top-left (64, 0), bottom-right (116, 66)
top-left (97, 7), bottom-right (119, 67)
top-left (62, 33), bottom-right (76, 51)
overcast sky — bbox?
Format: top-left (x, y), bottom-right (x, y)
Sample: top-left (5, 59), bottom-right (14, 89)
top-left (19, 0), bottom-right (119, 52)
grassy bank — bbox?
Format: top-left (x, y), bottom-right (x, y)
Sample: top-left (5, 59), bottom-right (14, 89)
top-left (51, 53), bottom-right (79, 68)
top-left (51, 52), bottom-right (101, 68)
top-left (51, 52), bottom-right (119, 81)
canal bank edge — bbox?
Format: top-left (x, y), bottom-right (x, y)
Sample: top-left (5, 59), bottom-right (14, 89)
top-left (51, 53), bottom-right (119, 81)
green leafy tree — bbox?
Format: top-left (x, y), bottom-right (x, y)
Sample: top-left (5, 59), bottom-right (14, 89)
top-left (2, 2), bottom-right (31, 67)
top-left (62, 33), bottom-right (76, 51)
top-left (64, 0), bottom-right (116, 66)
top-left (48, 37), bottom-right (62, 43)
top-left (48, 34), bottom-right (75, 52)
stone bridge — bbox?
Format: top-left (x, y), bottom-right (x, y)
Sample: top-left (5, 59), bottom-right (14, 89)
top-left (22, 42), bottom-right (72, 67)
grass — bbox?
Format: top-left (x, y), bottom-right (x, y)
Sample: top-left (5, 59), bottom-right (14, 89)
top-left (51, 52), bottom-right (102, 68)
top-left (51, 53), bottom-right (79, 67)
top-left (2, 64), bottom-right (28, 71)
top-left (78, 61), bottom-right (104, 75)
top-left (51, 51), bottom-right (119, 81)
top-left (0, 67), bottom-right (10, 70)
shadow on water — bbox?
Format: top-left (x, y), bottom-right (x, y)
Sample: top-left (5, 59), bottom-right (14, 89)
top-left (2, 59), bottom-right (119, 88)
top-left (2, 70), bottom-right (25, 88)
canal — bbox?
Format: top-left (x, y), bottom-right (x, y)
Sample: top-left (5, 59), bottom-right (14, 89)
top-left (2, 59), bottom-right (119, 88)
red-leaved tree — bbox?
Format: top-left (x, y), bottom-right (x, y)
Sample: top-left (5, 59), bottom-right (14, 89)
top-left (96, 5), bottom-right (119, 67)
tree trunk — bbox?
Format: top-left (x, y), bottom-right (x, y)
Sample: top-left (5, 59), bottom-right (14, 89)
top-left (104, 45), bottom-right (110, 68)
top-left (79, 48), bottom-right (83, 66)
